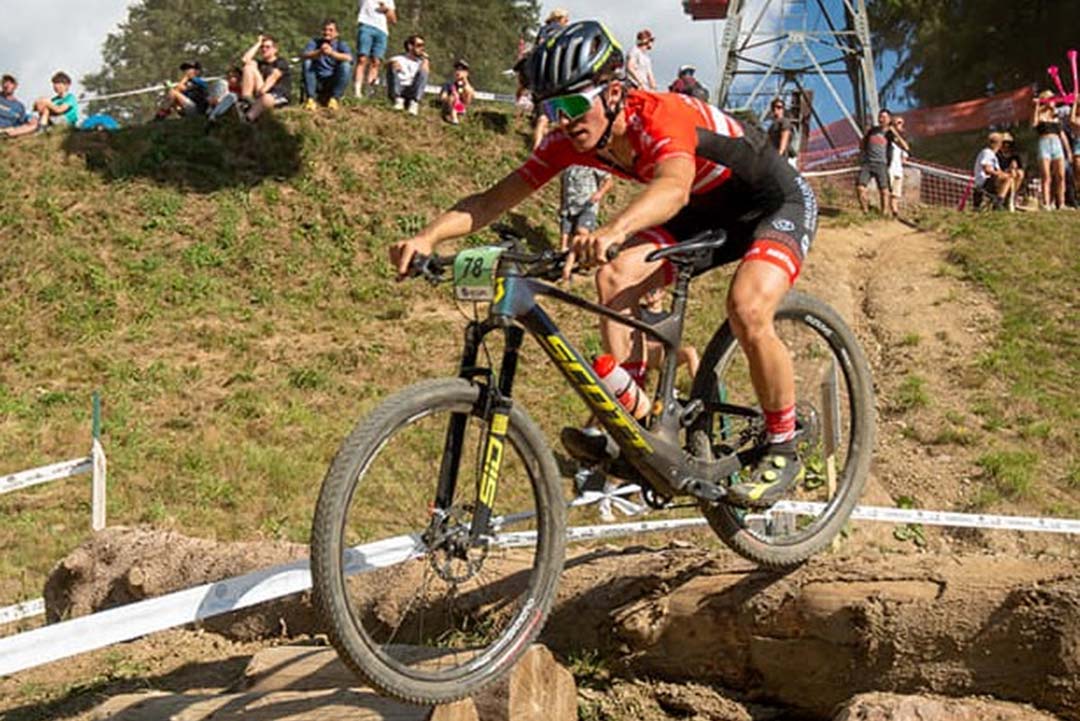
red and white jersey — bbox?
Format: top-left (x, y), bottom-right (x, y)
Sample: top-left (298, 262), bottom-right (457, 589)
top-left (517, 89), bottom-right (746, 195)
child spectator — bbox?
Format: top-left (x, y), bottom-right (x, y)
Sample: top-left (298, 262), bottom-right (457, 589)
top-left (302, 19), bottom-right (353, 111)
top-left (207, 67), bottom-right (243, 122)
top-left (637, 287), bottom-right (700, 381)
top-left (439, 59), bottom-right (474, 125)
top-left (669, 65), bottom-right (709, 102)
top-left (386, 35), bottom-right (429, 116)
top-left (240, 34), bottom-right (291, 122)
top-left (886, 115), bottom-right (910, 216)
top-left (0, 74), bottom-right (35, 138)
top-left (157, 61), bottom-right (209, 119)
top-left (354, 0), bottom-right (397, 98)
top-left (856, 109), bottom-right (892, 213)
top-left (973, 132), bottom-right (1014, 210)
top-left (627, 29), bottom-right (657, 90)
top-left (17, 72), bottom-right (78, 135)
top-left (559, 165), bottom-right (614, 255)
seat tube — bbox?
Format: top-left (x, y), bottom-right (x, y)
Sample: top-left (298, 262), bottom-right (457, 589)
top-left (656, 267), bottom-right (693, 427)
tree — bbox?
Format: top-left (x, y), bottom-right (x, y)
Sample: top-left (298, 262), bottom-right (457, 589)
top-left (869, 0), bottom-right (1080, 107)
top-left (84, 0), bottom-right (538, 119)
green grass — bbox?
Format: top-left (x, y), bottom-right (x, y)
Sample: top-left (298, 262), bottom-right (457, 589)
top-left (911, 208), bottom-right (1079, 511)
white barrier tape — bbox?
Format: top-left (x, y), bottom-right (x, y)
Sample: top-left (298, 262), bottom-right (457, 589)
top-left (766, 501), bottom-right (1080, 534)
top-left (0, 457), bottom-right (92, 495)
top-left (0, 598), bottom-right (45, 626)
top-left (803, 166), bottom-right (860, 179)
top-left (0, 533), bottom-right (421, 676)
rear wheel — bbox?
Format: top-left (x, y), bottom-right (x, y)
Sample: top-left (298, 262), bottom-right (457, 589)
top-left (310, 378), bottom-right (565, 704)
top-left (689, 291), bottom-right (875, 567)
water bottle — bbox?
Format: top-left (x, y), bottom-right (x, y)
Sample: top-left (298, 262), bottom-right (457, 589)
top-left (592, 354), bottom-right (650, 419)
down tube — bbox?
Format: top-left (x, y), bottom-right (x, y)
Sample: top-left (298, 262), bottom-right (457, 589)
top-left (519, 306), bottom-right (655, 457)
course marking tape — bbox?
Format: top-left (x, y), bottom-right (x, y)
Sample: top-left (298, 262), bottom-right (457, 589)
top-left (1, 457), bottom-right (92, 495)
top-left (0, 599), bottom-right (45, 626)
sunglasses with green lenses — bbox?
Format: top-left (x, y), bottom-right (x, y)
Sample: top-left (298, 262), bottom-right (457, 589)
top-left (540, 84), bottom-right (607, 122)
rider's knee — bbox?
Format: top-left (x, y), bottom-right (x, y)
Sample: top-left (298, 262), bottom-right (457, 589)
top-left (596, 263), bottom-right (626, 304)
top-left (726, 287), bottom-right (772, 341)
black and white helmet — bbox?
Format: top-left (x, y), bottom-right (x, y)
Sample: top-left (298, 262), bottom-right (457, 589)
top-left (523, 20), bottom-right (624, 100)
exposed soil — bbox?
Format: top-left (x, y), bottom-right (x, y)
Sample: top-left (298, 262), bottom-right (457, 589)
top-left (2, 220), bottom-right (1077, 720)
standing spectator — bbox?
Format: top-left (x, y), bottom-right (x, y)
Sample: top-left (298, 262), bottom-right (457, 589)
top-left (440, 59), bottom-right (474, 125)
top-left (626, 29), bottom-right (656, 90)
top-left (354, 0), bottom-right (397, 99)
top-left (0, 74), bottom-right (35, 138)
top-left (302, 19), bottom-right (353, 111)
top-left (886, 115), bottom-right (910, 216)
top-left (996, 132), bottom-right (1025, 211)
top-left (559, 164), bottom-right (614, 255)
top-left (1069, 99), bottom-right (1080, 205)
top-left (856, 109), bottom-right (892, 213)
top-left (157, 61), bottom-right (209, 119)
top-left (530, 9), bottom-right (571, 149)
top-left (1032, 90), bottom-right (1069, 210)
top-left (386, 35), bottom-right (430, 116)
top-left (973, 132), bottom-right (1014, 211)
top-left (240, 34), bottom-right (291, 122)
top-left (668, 65), bottom-right (709, 102)
top-left (767, 97), bottom-right (796, 166)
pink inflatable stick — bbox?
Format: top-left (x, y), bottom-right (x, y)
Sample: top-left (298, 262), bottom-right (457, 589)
top-left (1069, 49), bottom-right (1078, 98)
top-left (1039, 92), bottom-right (1076, 106)
top-left (1048, 65), bottom-right (1067, 98)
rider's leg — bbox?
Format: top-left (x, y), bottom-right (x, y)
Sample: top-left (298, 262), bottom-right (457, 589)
top-left (596, 239), bottom-right (669, 379)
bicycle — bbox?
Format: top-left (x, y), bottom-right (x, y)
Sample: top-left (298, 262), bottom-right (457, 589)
top-left (310, 226), bottom-right (875, 704)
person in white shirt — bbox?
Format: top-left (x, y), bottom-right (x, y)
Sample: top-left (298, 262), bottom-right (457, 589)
top-left (973, 132), bottom-right (1014, 210)
top-left (626, 29), bottom-right (656, 90)
top-left (386, 35), bottom-right (430, 115)
top-left (887, 115), bottom-right (910, 216)
top-left (354, 0), bottom-right (397, 98)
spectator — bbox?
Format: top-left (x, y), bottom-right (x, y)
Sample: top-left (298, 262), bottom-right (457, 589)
top-left (207, 67), bottom-right (243, 122)
top-left (767, 97), bottom-right (796, 166)
top-left (0, 74), bottom-right (35, 139)
top-left (386, 35), bottom-right (430, 116)
top-left (157, 61), bottom-right (209, 119)
top-left (973, 132), bottom-right (1014, 211)
top-left (240, 34), bottom-right (291, 122)
top-left (440, 59), bottom-right (475, 125)
top-left (531, 9), bottom-right (571, 149)
top-left (559, 164), bottom-right (614, 255)
top-left (626, 29), bottom-right (656, 90)
top-left (637, 287), bottom-right (700, 381)
top-left (996, 132), bottom-right (1025, 211)
top-left (14, 71), bottom-right (79, 137)
top-left (354, 0), bottom-right (397, 99)
top-left (1032, 90), bottom-right (1069, 210)
top-left (302, 19), bottom-right (353, 110)
top-left (856, 108), bottom-right (892, 213)
top-left (886, 115), bottom-right (910, 216)
top-left (668, 65), bottom-right (709, 103)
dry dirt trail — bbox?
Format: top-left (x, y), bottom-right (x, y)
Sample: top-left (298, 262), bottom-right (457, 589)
top-left (2, 220), bottom-right (1077, 721)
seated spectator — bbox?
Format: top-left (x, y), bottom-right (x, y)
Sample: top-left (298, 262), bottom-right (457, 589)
top-left (157, 61), bottom-right (210, 119)
top-left (637, 287), bottom-right (700, 381)
top-left (12, 71), bottom-right (79, 137)
top-left (668, 65), bottom-right (708, 103)
top-left (302, 19), bottom-right (353, 111)
top-left (386, 35), bottom-right (429, 116)
top-left (439, 59), bottom-right (474, 125)
top-left (240, 34), bottom-right (292, 122)
top-left (559, 164), bottom-right (614, 255)
top-left (207, 67), bottom-right (243, 122)
top-left (856, 109), bottom-right (892, 213)
top-left (973, 132), bottom-right (1014, 210)
top-left (0, 74), bottom-right (35, 138)
top-left (996, 132), bottom-right (1025, 210)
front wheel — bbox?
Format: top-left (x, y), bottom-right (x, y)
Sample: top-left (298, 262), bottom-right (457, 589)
top-left (689, 290), bottom-right (875, 568)
top-left (310, 378), bottom-right (566, 705)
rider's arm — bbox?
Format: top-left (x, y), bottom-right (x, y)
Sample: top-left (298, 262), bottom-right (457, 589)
top-left (390, 171), bottom-right (536, 277)
top-left (603, 156), bottom-right (695, 242)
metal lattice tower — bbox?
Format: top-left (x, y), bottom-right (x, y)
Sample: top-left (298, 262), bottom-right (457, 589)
top-left (693, 0), bottom-right (879, 148)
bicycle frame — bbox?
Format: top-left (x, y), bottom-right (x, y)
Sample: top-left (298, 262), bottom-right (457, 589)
top-left (432, 260), bottom-right (750, 542)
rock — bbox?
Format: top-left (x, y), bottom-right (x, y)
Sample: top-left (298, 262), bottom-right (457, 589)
top-left (832, 691), bottom-right (1062, 720)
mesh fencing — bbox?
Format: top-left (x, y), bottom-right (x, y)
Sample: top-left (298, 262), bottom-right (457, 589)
top-left (803, 158), bottom-right (975, 213)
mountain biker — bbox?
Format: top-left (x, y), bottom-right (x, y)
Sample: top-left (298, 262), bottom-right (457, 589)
top-left (389, 20), bottom-right (818, 509)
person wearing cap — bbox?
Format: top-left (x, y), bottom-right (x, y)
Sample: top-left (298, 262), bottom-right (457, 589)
top-left (0, 74), bottom-right (35, 138)
top-left (996, 131), bottom-right (1024, 211)
top-left (669, 65), bottom-right (708, 103)
top-left (301, 18), bottom-right (353, 111)
top-left (973, 132), bottom-right (1014, 211)
top-left (627, 29), bottom-right (656, 91)
top-left (158, 61), bottom-right (210, 119)
top-left (439, 59), bottom-right (475, 125)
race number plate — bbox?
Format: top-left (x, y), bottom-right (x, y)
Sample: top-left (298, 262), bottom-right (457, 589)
top-left (453, 246), bottom-right (505, 301)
